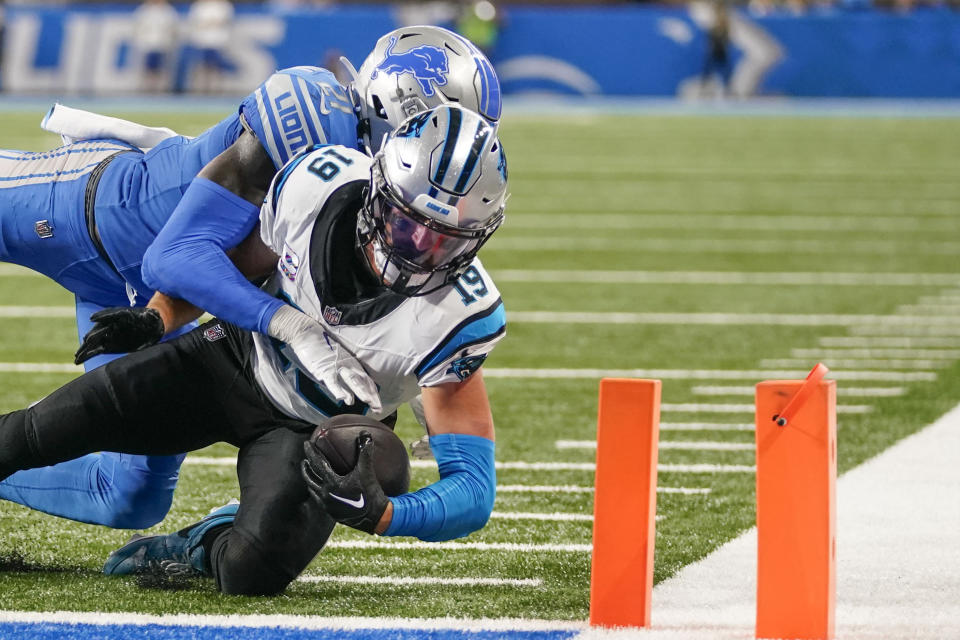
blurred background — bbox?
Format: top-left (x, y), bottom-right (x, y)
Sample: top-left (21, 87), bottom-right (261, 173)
top-left (1, 0), bottom-right (958, 99)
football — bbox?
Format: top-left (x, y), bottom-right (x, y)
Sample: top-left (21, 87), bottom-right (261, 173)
top-left (306, 414), bottom-right (411, 497)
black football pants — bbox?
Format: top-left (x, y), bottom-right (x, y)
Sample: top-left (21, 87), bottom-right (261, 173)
top-left (0, 320), bottom-right (335, 595)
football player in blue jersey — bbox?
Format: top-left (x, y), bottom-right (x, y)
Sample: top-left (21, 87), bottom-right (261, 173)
top-left (0, 106), bottom-right (508, 595)
top-left (0, 26), bottom-right (502, 531)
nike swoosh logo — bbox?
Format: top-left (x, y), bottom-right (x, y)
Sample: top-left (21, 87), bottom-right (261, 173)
top-left (329, 493), bottom-right (365, 509)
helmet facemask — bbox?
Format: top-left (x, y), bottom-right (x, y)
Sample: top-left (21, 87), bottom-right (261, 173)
top-left (358, 155), bottom-right (503, 297)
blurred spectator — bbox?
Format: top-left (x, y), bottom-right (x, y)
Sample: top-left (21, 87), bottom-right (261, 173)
top-left (134, 0), bottom-right (179, 93)
top-left (700, 0), bottom-right (732, 96)
top-left (185, 0), bottom-right (234, 94)
top-left (456, 0), bottom-right (501, 57)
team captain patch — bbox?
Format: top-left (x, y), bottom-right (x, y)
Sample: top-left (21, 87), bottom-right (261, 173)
top-left (203, 324), bottom-right (226, 342)
top-left (279, 244), bottom-right (300, 282)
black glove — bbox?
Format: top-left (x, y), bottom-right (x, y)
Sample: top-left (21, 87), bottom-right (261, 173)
top-left (301, 431), bottom-right (389, 534)
top-left (74, 307), bottom-right (165, 365)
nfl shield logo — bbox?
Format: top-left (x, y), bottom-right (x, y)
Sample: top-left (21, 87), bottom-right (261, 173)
top-left (322, 305), bottom-right (342, 325)
top-left (35, 220), bottom-right (54, 239)
top-left (203, 324), bottom-right (226, 342)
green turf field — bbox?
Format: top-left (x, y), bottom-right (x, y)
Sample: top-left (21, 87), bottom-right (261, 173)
top-left (0, 109), bottom-right (959, 619)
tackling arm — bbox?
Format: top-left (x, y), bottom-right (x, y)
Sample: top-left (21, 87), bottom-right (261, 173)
top-left (140, 130), bottom-right (286, 334)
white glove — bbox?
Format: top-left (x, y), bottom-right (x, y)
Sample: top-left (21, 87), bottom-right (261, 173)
top-left (268, 306), bottom-right (382, 414)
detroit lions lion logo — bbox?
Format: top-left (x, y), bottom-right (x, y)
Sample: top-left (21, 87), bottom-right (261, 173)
top-left (372, 36), bottom-right (449, 97)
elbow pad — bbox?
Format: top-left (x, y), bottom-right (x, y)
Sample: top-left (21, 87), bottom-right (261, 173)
top-left (142, 177), bottom-right (283, 333)
top-left (385, 433), bottom-right (496, 542)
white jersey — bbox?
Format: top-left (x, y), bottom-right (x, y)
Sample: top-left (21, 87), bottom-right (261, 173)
top-left (251, 144), bottom-right (506, 424)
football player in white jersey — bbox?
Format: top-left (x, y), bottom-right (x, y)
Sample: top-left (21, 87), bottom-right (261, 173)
top-left (0, 106), bottom-right (508, 594)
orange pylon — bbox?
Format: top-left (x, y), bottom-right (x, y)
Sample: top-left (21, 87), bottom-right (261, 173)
top-left (755, 364), bottom-right (836, 640)
top-left (589, 378), bottom-right (661, 628)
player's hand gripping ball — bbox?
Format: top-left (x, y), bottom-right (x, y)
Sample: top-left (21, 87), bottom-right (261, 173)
top-left (302, 415), bottom-right (411, 534)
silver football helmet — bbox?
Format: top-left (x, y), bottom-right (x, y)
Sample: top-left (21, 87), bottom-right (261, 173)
top-left (345, 25), bottom-right (502, 154)
top-left (358, 105), bottom-right (508, 296)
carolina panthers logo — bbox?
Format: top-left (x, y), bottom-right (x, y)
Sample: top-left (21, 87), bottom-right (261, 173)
top-left (372, 36), bottom-right (449, 97)
top-left (447, 353), bottom-right (487, 381)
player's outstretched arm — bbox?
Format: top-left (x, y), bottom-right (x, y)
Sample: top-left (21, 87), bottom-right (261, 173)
top-left (303, 371), bottom-right (496, 540)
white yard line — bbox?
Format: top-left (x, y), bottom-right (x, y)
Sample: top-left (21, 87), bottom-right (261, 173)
top-left (503, 214), bottom-right (960, 234)
top-left (0, 265), bottom-right (42, 277)
top-left (488, 237), bottom-right (960, 255)
top-left (327, 540), bottom-right (592, 553)
top-left (760, 358), bottom-right (947, 369)
top-left (819, 336), bottom-right (960, 348)
top-left (491, 269), bottom-right (960, 287)
top-left (663, 403), bottom-right (872, 414)
top-left (662, 423), bottom-right (755, 431)
top-left (556, 440), bottom-right (754, 452)
top-left (643, 402), bottom-right (960, 640)
top-left (489, 511), bottom-right (593, 522)
top-left (792, 348), bottom-right (960, 360)
top-left (692, 385), bottom-right (906, 397)
top-left (297, 574), bottom-right (544, 588)
top-left (483, 368), bottom-right (936, 382)
top-left (896, 304), bottom-right (960, 314)
top-left (0, 362), bottom-right (81, 373)
top-left (850, 325), bottom-right (960, 336)
top-left (506, 310), bottom-right (958, 326)
top-left (496, 485), bottom-right (711, 495)
top-left (0, 306), bottom-right (74, 318)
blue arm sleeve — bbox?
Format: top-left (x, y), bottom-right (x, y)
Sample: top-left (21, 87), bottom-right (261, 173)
top-left (141, 177), bottom-right (284, 334)
top-left (384, 433), bottom-right (496, 542)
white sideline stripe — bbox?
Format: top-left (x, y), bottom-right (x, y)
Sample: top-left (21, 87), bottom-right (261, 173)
top-left (496, 484), bottom-right (711, 495)
top-left (0, 611), bottom-right (586, 633)
top-left (662, 402), bottom-right (872, 414)
top-left (489, 511), bottom-right (593, 522)
top-left (662, 422), bottom-right (755, 431)
top-left (484, 367), bottom-right (937, 382)
top-left (0, 305), bottom-right (74, 318)
top-left (556, 440), bottom-right (754, 451)
top-left (792, 347), bottom-right (960, 359)
top-left (760, 357), bottom-right (947, 370)
top-left (504, 213), bottom-right (960, 234)
top-left (819, 336), bottom-right (960, 348)
top-left (183, 457), bottom-right (752, 473)
top-left (647, 403), bottom-right (960, 639)
top-left (297, 574), bottom-right (543, 587)
top-left (917, 295), bottom-right (960, 304)
top-left (327, 540), bottom-right (592, 553)
top-left (488, 237), bottom-right (960, 256)
top-left (0, 362), bottom-right (81, 373)
top-left (692, 384), bottom-right (906, 397)
top-left (507, 310), bottom-right (960, 326)
top-left (492, 269), bottom-right (960, 287)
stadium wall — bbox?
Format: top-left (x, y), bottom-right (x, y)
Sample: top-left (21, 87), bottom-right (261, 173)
top-left (2, 4), bottom-right (959, 98)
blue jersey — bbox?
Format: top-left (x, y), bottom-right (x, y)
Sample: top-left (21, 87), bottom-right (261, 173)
top-left (92, 66), bottom-right (359, 302)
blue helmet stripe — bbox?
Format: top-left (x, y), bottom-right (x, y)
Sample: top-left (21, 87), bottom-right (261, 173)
top-left (479, 58), bottom-right (502, 121)
top-left (433, 106), bottom-right (462, 187)
top-left (453, 120), bottom-right (489, 195)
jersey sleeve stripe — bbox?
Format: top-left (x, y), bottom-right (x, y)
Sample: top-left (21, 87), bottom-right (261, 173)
top-left (415, 298), bottom-right (506, 378)
top-left (255, 85), bottom-right (286, 167)
top-left (299, 79), bottom-right (330, 146)
top-left (291, 76), bottom-right (324, 147)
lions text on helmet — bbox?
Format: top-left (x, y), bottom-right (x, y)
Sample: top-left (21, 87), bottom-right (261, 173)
top-left (358, 105), bottom-right (508, 296)
top-left (346, 25), bottom-right (502, 154)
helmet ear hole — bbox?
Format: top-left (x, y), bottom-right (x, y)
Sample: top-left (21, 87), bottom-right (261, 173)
top-left (372, 95), bottom-right (387, 119)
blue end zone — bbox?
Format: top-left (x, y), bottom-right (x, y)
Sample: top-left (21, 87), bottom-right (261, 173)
top-left (0, 622), bottom-right (580, 640)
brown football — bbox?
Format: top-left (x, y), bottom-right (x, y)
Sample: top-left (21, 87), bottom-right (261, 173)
top-left (306, 414), bottom-right (411, 497)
